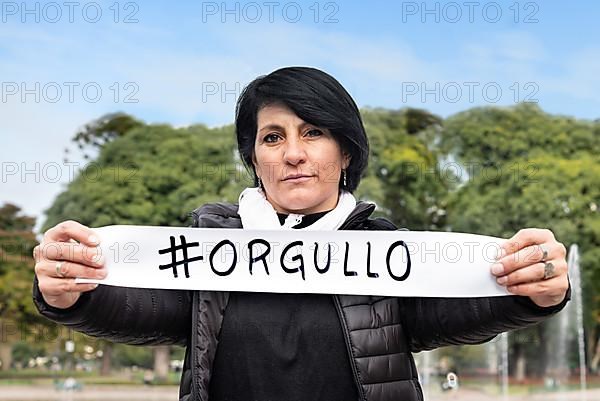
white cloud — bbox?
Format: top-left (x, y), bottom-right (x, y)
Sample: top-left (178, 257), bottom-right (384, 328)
top-left (2, 21), bottom-right (598, 229)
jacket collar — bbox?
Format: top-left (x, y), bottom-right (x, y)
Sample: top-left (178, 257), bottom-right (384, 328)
top-left (338, 201), bottom-right (377, 230)
top-left (191, 201), bottom-right (377, 229)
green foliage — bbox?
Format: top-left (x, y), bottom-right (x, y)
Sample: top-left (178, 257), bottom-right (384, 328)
top-left (0, 204), bottom-right (35, 231)
top-left (0, 204), bottom-right (45, 323)
top-left (438, 104), bottom-right (600, 375)
top-left (439, 103), bottom-right (600, 167)
top-left (18, 102), bottom-right (599, 375)
top-left (71, 112), bottom-right (144, 160)
top-left (442, 114), bottom-right (600, 332)
top-left (359, 107), bottom-right (453, 229)
top-left (11, 341), bottom-right (46, 367)
top-left (43, 124), bottom-right (250, 230)
top-left (112, 344), bottom-right (153, 369)
top-left (40, 121), bottom-right (252, 373)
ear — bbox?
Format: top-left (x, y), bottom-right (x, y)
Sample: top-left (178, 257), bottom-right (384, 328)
top-left (251, 152), bottom-right (259, 173)
top-left (342, 152), bottom-right (351, 170)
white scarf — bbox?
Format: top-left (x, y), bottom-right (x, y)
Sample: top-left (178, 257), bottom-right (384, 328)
top-left (238, 187), bottom-right (358, 230)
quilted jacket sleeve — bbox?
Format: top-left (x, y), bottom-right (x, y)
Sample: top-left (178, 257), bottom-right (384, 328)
top-left (32, 276), bottom-right (192, 346)
top-left (400, 279), bottom-right (571, 352)
top-left (371, 221), bottom-right (573, 353)
top-left (31, 221), bottom-right (196, 347)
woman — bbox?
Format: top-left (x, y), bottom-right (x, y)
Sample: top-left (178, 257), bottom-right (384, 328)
top-left (33, 66), bottom-right (570, 401)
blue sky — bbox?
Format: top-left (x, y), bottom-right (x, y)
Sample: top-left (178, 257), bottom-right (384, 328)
top-left (1, 0), bottom-right (599, 229)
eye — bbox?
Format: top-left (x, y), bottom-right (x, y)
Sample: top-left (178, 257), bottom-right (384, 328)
top-left (264, 133), bottom-right (280, 143)
top-left (306, 129), bottom-right (323, 137)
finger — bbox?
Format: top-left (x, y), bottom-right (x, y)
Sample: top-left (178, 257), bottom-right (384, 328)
top-left (36, 242), bottom-right (104, 267)
top-left (500, 228), bottom-right (555, 256)
top-left (492, 242), bottom-right (555, 276)
top-left (33, 244), bottom-right (40, 262)
top-left (38, 276), bottom-right (100, 296)
top-left (506, 275), bottom-right (568, 297)
top-left (36, 259), bottom-right (107, 280)
top-left (34, 239), bottom-right (80, 262)
top-left (43, 220), bottom-right (100, 247)
top-left (496, 262), bottom-right (547, 286)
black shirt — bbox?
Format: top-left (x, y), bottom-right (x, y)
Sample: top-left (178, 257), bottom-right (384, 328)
top-left (208, 210), bottom-right (358, 401)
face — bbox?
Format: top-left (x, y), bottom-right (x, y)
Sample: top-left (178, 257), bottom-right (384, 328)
top-left (252, 103), bottom-right (351, 215)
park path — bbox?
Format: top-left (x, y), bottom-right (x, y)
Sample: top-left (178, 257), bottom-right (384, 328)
top-left (0, 384), bottom-right (597, 400)
top-left (0, 385), bottom-right (179, 400)
top-left (427, 387), bottom-right (597, 401)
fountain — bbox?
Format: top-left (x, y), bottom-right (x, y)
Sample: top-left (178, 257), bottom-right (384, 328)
top-left (542, 243), bottom-right (587, 400)
top-left (570, 244), bottom-right (587, 400)
top-left (415, 336), bottom-right (507, 400)
top-left (500, 331), bottom-right (509, 401)
top-left (414, 244), bottom-right (586, 401)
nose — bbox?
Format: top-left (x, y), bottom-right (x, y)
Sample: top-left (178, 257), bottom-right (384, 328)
top-left (282, 136), bottom-right (307, 166)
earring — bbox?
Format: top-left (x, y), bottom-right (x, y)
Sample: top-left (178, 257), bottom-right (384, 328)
top-left (342, 170), bottom-right (347, 187)
top-left (257, 176), bottom-right (262, 189)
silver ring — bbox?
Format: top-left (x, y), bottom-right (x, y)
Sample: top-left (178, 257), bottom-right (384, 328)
top-left (539, 244), bottom-right (549, 262)
top-left (55, 261), bottom-right (65, 278)
top-left (543, 261), bottom-right (555, 280)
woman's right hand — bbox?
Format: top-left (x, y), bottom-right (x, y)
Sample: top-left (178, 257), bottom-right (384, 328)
top-left (34, 220), bottom-right (107, 309)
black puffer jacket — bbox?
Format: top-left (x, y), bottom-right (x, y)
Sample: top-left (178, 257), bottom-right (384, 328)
top-left (33, 201), bottom-right (571, 401)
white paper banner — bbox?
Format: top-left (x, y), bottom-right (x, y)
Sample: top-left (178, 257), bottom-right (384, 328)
top-left (76, 225), bottom-right (511, 297)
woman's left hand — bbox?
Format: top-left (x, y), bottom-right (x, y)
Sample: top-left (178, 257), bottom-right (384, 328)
top-left (490, 228), bottom-right (569, 308)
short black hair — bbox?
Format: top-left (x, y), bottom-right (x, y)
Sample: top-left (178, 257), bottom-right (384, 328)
top-left (235, 66), bottom-right (369, 192)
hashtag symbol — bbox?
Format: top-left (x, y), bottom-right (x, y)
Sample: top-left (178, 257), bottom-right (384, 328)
top-left (158, 235), bottom-right (203, 278)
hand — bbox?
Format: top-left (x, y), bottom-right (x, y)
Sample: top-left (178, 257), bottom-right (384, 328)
top-left (490, 228), bottom-right (569, 308)
top-left (33, 220), bottom-right (107, 309)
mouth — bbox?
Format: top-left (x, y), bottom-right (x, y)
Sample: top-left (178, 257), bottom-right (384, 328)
top-left (283, 174), bottom-right (315, 182)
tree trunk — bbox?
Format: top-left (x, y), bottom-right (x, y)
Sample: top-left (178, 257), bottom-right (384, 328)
top-left (153, 345), bottom-right (170, 382)
top-left (591, 334), bottom-right (600, 373)
top-left (0, 342), bottom-right (12, 371)
top-left (537, 324), bottom-right (547, 378)
top-left (0, 319), bottom-right (17, 371)
top-left (100, 342), bottom-right (112, 376)
top-left (515, 345), bottom-right (526, 383)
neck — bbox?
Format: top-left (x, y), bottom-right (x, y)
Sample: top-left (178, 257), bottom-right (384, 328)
top-left (265, 191), bottom-right (341, 215)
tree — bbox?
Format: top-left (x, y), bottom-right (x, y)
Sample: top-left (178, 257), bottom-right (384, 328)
top-left (153, 345), bottom-right (170, 382)
top-left (43, 121), bottom-right (248, 377)
top-left (0, 203), bottom-right (48, 370)
top-left (40, 105), bottom-right (600, 381)
top-left (46, 123), bottom-right (246, 230)
top-left (444, 154), bottom-right (600, 376)
top-left (67, 112), bottom-right (144, 161)
top-left (358, 107), bottom-right (455, 230)
top-left (419, 103), bottom-right (600, 378)
top-left (437, 103), bottom-right (600, 168)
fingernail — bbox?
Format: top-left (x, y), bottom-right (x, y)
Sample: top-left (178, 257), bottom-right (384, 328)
top-left (496, 276), bottom-right (507, 285)
top-left (90, 252), bottom-right (105, 265)
top-left (88, 235), bottom-right (99, 245)
top-left (491, 262), bottom-right (504, 275)
top-left (96, 255), bottom-right (105, 266)
top-left (495, 248), bottom-right (507, 260)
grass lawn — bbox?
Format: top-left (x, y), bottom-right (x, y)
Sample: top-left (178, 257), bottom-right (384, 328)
top-left (0, 369), bottom-right (182, 386)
